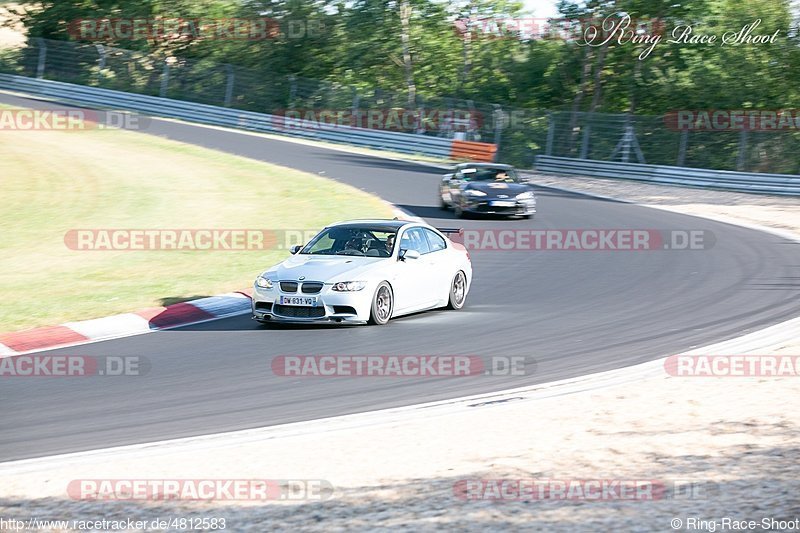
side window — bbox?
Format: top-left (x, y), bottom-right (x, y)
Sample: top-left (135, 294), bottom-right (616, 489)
top-left (400, 228), bottom-right (431, 255)
top-left (424, 229), bottom-right (446, 253)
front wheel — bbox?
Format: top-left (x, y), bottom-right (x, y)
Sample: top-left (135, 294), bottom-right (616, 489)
top-left (447, 271), bottom-right (467, 310)
top-left (369, 282), bottom-right (393, 325)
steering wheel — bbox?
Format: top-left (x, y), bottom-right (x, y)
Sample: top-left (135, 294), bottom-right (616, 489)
top-left (338, 248), bottom-right (366, 256)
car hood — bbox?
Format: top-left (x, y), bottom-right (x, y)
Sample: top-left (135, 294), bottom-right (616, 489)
top-left (464, 182), bottom-right (531, 197)
top-left (264, 254), bottom-right (386, 282)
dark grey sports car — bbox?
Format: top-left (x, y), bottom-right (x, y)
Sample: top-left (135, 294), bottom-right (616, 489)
top-left (439, 163), bottom-right (536, 219)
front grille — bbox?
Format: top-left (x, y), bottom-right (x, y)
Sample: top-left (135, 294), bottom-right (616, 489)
top-left (280, 281), bottom-right (298, 292)
top-left (475, 203), bottom-right (519, 213)
top-left (272, 304), bottom-right (325, 318)
top-left (255, 302), bottom-right (272, 311)
top-left (301, 282), bottom-right (323, 294)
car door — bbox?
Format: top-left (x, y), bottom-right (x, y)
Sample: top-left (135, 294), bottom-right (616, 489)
top-left (422, 228), bottom-right (453, 303)
top-left (392, 227), bottom-right (435, 312)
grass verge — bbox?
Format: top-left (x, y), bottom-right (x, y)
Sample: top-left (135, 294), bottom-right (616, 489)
top-left (0, 109), bottom-right (393, 332)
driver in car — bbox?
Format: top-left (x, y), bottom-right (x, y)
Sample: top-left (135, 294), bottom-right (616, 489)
top-left (385, 233), bottom-right (395, 254)
top-left (344, 237), bottom-right (364, 252)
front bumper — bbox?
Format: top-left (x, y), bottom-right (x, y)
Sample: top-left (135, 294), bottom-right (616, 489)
top-left (463, 198), bottom-right (536, 216)
top-left (251, 282), bottom-right (373, 324)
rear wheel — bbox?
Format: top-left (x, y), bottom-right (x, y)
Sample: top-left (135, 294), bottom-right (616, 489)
top-left (447, 271), bottom-right (467, 310)
top-left (369, 282), bottom-right (393, 325)
top-left (454, 202), bottom-right (464, 218)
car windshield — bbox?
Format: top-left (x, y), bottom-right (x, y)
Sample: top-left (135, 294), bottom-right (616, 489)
top-left (461, 167), bottom-right (519, 183)
top-left (300, 226), bottom-right (398, 257)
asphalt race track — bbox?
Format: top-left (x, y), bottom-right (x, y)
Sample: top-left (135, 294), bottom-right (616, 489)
top-left (1, 92), bottom-right (798, 461)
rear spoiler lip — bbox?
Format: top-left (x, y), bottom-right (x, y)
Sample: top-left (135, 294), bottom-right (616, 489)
top-left (436, 227), bottom-right (463, 234)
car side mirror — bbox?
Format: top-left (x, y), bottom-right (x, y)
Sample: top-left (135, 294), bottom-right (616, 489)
top-left (399, 248), bottom-right (421, 261)
top-left (290, 245), bottom-right (302, 254)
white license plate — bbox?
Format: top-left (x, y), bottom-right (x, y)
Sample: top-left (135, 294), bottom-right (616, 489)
top-left (491, 200), bottom-right (516, 207)
top-left (280, 296), bottom-right (317, 306)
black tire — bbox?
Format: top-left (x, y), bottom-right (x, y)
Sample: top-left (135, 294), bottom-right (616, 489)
top-left (368, 282), bottom-right (393, 325)
top-left (446, 271), bottom-right (468, 310)
top-left (454, 202), bottom-right (464, 218)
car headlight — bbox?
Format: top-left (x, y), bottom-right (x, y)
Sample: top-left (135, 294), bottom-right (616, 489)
top-left (255, 276), bottom-right (273, 289)
top-left (464, 189), bottom-right (487, 197)
top-left (332, 281), bottom-right (367, 292)
top-left (516, 191), bottom-right (534, 200)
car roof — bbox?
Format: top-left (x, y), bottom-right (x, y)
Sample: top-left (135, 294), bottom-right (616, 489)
top-left (326, 219), bottom-right (415, 231)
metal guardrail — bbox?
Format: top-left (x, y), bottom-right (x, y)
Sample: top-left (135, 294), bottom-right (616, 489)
top-left (535, 156), bottom-right (800, 196)
top-left (6, 38), bottom-right (800, 172)
top-left (2, 73), bottom-right (797, 193)
top-left (0, 74), bottom-right (454, 159)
